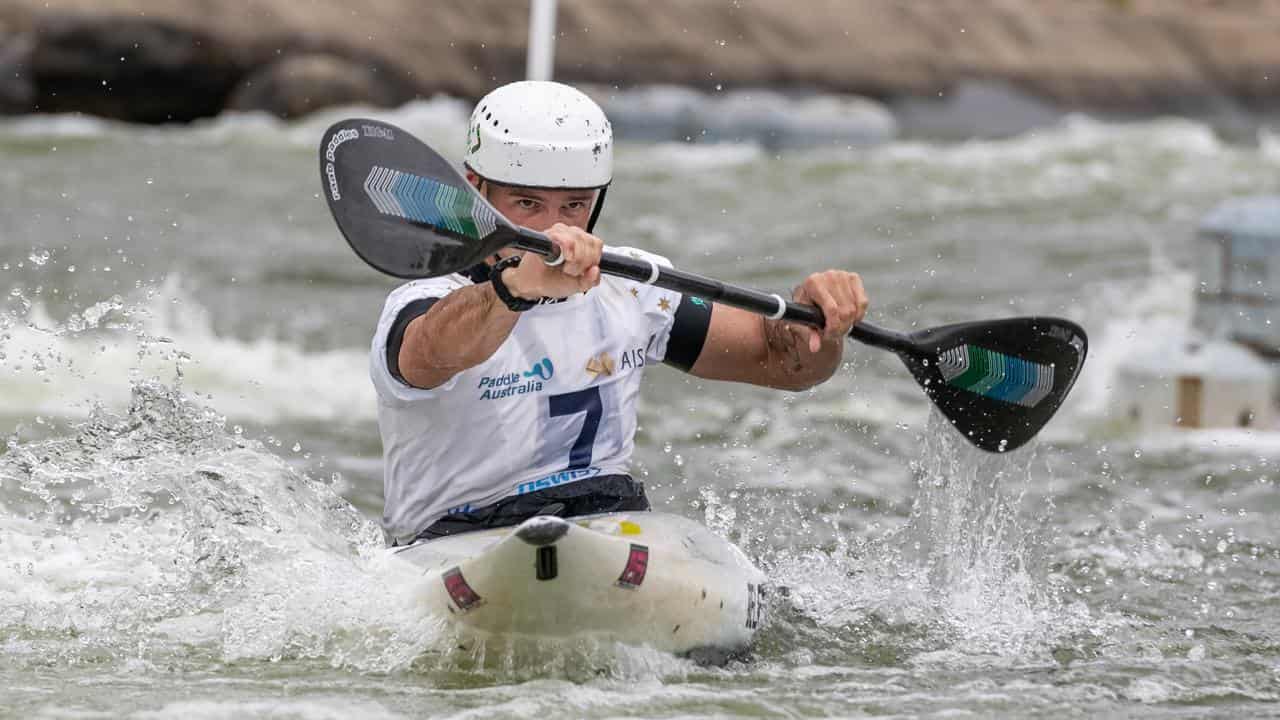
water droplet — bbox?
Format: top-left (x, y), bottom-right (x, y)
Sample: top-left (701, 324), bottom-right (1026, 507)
top-left (67, 265), bottom-right (76, 273)
top-left (28, 250), bottom-right (50, 266)
top-left (292, 443), bottom-right (302, 453)
top-left (1133, 449), bottom-right (1142, 458)
top-left (663, 442), bottom-right (672, 453)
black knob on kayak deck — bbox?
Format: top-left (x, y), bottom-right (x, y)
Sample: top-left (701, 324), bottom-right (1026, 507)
top-left (535, 546), bottom-right (558, 581)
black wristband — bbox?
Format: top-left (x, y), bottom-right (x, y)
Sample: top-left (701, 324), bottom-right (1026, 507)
top-left (490, 255), bottom-right (538, 312)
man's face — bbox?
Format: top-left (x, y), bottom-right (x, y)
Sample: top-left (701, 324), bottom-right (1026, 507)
top-left (467, 172), bottom-right (596, 233)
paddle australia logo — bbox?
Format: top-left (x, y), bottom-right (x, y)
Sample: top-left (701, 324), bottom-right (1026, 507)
top-left (324, 127), bottom-right (358, 201)
top-left (515, 466), bottom-right (601, 496)
top-left (478, 357), bottom-right (554, 400)
top-left (524, 357), bottom-right (554, 381)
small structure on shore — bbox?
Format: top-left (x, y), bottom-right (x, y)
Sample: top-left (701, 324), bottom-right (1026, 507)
top-left (1116, 196), bottom-right (1280, 431)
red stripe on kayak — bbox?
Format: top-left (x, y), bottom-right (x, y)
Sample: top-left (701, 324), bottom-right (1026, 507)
top-left (443, 567), bottom-right (483, 612)
top-left (616, 544), bottom-right (649, 589)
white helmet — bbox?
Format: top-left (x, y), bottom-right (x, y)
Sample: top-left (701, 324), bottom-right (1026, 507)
top-left (464, 81), bottom-right (613, 230)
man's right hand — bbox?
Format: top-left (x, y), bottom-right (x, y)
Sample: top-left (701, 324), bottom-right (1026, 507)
top-left (502, 223), bottom-right (603, 301)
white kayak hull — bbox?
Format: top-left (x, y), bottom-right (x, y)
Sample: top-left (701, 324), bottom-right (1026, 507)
top-left (390, 512), bottom-right (769, 656)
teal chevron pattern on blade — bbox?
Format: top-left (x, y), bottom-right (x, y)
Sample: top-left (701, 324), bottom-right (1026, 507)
top-left (362, 166), bottom-right (498, 241)
top-left (937, 344), bottom-right (1054, 408)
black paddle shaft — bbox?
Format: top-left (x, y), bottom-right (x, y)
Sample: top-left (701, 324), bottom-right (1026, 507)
top-left (512, 227), bottom-right (918, 355)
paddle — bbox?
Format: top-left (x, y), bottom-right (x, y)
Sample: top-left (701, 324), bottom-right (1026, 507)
top-left (319, 118), bottom-right (1087, 453)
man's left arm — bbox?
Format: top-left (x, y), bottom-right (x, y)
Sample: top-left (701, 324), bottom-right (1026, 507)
top-left (682, 270), bottom-right (869, 391)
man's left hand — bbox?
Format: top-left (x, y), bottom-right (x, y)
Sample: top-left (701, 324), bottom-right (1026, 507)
top-left (791, 270), bottom-right (869, 353)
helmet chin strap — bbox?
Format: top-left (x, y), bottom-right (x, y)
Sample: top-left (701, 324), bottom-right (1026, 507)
top-left (586, 186), bottom-right (608, 233)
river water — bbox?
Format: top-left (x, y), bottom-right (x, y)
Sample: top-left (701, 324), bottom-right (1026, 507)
top-left (2, 100), bottom-right (1279, 718)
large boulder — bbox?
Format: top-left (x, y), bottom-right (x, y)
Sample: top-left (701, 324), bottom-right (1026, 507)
top-left (226, 53), bottom-right (408, 118)
top-left (0, 31), bottom-right (34, 113)
top-left (27, 14), bottom-right (245, 122)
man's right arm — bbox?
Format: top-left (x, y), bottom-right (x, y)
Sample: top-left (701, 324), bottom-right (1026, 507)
top-left (395, 224), bottom-right (605, 390)
top-left (397, 282), bottom-right (519, 390)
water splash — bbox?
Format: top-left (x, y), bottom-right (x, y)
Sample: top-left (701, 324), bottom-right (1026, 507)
top-left (0, 380), bottom-right (445, 673)
top-left (0, 276), bottom-right (373, 425)
top-left (766, 413), bottom-right (1117, 665)
top-left (890, 419), bottom-right (1081, 654)
top-left (0, 380), bottom-right (710, 683)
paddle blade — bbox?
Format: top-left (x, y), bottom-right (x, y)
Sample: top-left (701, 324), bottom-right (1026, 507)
top-left (897, 317), bottom-right (1087, 452)
top-left (319, 119), bottom-right (513, 278)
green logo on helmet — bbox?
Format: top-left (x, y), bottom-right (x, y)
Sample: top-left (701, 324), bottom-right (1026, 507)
top-left (467, 123), bottom-right (482, 154)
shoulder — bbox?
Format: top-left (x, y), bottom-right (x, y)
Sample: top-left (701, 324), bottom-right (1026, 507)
top-left (370, 274), bottom-right (471, 405)
top-left (378, 275), bottom-right (470, 320)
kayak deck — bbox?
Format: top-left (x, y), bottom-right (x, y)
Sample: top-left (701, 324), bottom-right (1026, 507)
top-left (390, 512), bottom-right (768, 657)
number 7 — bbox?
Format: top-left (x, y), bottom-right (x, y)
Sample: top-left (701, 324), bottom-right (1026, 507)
top-left (548, 386), bottom-right (602, 469)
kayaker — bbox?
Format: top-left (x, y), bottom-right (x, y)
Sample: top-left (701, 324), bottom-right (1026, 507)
top-left (371, 81), bottom-right (868, 546)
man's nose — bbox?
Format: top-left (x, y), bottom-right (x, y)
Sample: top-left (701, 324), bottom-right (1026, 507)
top-left (529, 208), bottom-right (560, 231)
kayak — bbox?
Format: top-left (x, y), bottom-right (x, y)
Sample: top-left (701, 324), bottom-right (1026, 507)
top-left (389, 511), bottom-right (769, 659)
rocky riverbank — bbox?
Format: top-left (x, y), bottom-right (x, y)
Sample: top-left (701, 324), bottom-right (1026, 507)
top-left (0, 0), bottom-right (1276, 127)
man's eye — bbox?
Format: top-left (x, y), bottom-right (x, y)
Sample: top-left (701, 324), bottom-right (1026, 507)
top-left (566, 202), bottom-right (586, 212)
top-left (516, 199), bottom-right (539, 210)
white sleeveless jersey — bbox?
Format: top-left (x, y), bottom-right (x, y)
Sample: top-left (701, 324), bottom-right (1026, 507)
top-left (370, 247), bottom-right (684, 544)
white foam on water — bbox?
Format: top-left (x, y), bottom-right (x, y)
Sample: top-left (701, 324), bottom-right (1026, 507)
top-left (0, 97), bottom-right (472, 156)
top-left (0, 112), bottom-right (119, 139)
top-left (853, 114), bottom-right (1261, 221)
top-left (125, 698), bottom-right (408, 720)
top-left (186, 97), bottom-right (473, 156)
top-left (0, 276), bottom-right (374, 425)
top-left (620, 141), bottom-right (765, 174)
top-left (1063, 265), bottom-right (1196, 425)
top-left (878, 115), bottom-right (1223, 169)
top-left (1260, 125), bottom-right (1280, 163)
